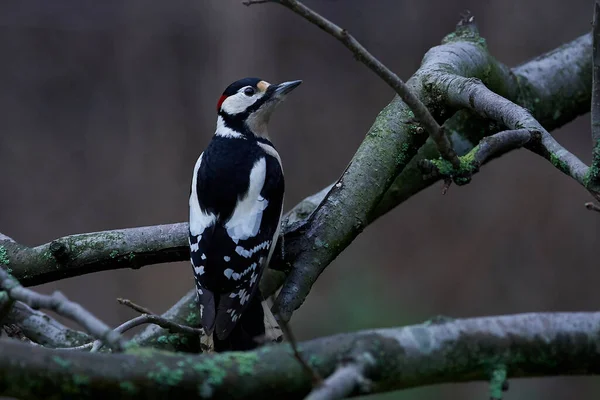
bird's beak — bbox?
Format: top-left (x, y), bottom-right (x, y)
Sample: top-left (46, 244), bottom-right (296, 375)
top-left (271, 80), bottom-right (303, 98)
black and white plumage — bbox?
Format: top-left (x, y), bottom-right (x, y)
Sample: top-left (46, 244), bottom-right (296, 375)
top-left (189, 77), bottom-right (301, 351)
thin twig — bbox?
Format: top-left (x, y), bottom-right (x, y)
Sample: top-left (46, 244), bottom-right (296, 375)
top-left (243, 0), bottom-right (460, 169)
top-left (63, 312), bottom-right (205, 352)
top-left (0, 266), bottom-right (124, 351)
top-left (591, 0), bottom-right (600, 188)
top-left (276, 308), bottom-right (322, 386)
top-left (117, 298), bottom-right (154, 315)
top-left (585, 202), bottom-right (600, 212)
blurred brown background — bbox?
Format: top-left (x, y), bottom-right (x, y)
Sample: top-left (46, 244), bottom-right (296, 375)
top-left (1, 0), bottom-right (598, 398)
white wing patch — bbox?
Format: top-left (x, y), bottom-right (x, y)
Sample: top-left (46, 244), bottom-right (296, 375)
top-left (225, 157), bottom-right (268, 241)
top-left (189, 153), bottom-right (216, 236)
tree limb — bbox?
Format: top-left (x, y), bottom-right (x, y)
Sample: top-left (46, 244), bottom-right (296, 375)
top-left (0, 18), bottom-right (593, 333)
top-left (418, 129), bottom-right (536, 184)
top-left (0, 267), bottom-right (124, 351)
top-left (1, 312), bottom-right (600, 399)
top-left (3, 301), bottom-right (91, 348)
top-left (591, 0), bottom-right (600, 189)
top-left (270, 17), bottom-right (593, 322)
top-left (304, 353), bottom-right (374, 400)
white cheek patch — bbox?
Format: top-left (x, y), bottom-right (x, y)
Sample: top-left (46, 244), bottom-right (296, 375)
top-left (221, 92), bottom-right (262, 115)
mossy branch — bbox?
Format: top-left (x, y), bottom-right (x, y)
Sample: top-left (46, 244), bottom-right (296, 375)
top-left (418, 129), bottom-right (536, 185)
top-left (0, 10), bottom-right (594, 353)
top-left (589, 0), bottom-right (600, 194)
top-left (1, 312), bottom-right (600, 399)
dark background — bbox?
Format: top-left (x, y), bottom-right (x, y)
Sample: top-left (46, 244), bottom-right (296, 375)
top-left (1, 1), bottom-right (598, 398)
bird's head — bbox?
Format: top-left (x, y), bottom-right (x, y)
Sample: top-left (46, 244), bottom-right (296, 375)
top-left (216, 77), bottom-right (302, 137)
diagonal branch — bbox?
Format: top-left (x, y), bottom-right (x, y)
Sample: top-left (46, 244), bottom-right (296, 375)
top-left (1, 312), bottom-right (600, 399)
top-left (244, 0), bottom-right (460, 168)
top-left (0, 266), bottom-right (125, 351)
top-left (437, 75), bottom-right (592, 192)
top-left (3, 301), bottom-right (91, 348)
top-left (590, 0), bottom-right (600, 194)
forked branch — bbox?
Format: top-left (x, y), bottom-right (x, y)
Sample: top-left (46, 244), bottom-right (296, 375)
top-left (243, 0), bottom-right (460, 169)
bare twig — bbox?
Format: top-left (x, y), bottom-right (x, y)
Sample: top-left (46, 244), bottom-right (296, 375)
top-left (0, 266), bottom-right (124, 351)
top-left (305, 354), bottom-right (374, 400)
top-left (92, 314), bottom-right (203, 352)
top-left (243, 0), bottom-right (460, 169)
top-left (591, 0), bottom-right (600, 189)
top-left (585, 202), bottom-right (600, 212)
top-left (66, 312), bottom-right (204, 353)
top-left (277, 309), bottom-right (322, 386)
top-left (117, 298), bottom-right (154, 315)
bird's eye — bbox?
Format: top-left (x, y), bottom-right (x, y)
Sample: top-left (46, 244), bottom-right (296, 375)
top-left (243, 87), bottom-right (255, 96)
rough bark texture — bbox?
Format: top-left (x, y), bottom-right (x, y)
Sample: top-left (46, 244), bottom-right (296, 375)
top-left (272, 28), bottom-right (594, 321)
top-left (1, 312), bottom-right (600, 400)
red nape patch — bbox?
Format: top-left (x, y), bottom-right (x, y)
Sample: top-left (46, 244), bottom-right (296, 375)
top-left (216, 95), bottom-right (228, 111)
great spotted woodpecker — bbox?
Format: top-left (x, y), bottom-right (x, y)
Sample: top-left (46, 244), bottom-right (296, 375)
top-left (189, 77), bottom-right (302, 352)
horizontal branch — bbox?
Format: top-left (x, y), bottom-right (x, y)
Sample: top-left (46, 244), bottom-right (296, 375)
top-left (0, 223), bottom-right (189, 287)
top-left (1, 312), bottom-right (600, 399)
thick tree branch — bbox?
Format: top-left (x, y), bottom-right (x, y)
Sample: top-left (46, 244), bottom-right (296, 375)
top-left (1, 312), bottom-right (600, 399)
top-left (3, 301), bottom-right (91, 348)
top-left (0, 267), bottom-right (124, 351)
top-left (374, 32), bottom-right (592, 219)
top-left (591, 0), bottom-right (600, 189)
top-left (270, 18), bottom-right (592, 322)
top-left (0, 20), bottom-right (593, 334)
top-left (0, 223), bottom-right (189, 287)
top-left (439, 75), bottom-right (590, 186)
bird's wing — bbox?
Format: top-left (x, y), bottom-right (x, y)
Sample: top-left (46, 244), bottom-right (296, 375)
top-left (189, 152), bottom-right (219, 334)
top-left (213, 155), bottom-right (284, 340)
